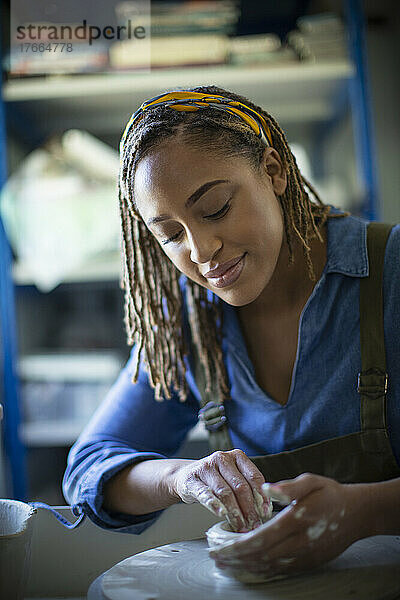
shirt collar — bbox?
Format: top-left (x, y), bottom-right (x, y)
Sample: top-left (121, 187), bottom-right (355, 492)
top-left (324, 206), bottom-right (369, 278)
top-left (219, 206), bottom-right (370, 352)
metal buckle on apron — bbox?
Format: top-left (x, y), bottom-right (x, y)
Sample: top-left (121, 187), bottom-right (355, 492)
top-left (198, 401), bottom-right (227, 432)
top-left (357, 368), bottom-right (388, 396)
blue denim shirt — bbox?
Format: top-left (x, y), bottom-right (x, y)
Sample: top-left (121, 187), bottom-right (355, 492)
top-left (62, 208), bottom-right (400, 534)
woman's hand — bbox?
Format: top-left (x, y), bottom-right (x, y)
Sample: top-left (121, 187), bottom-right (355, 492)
top-left (209, 473), bottom-right (375, 578)
top-left (168, 449), bottom-right (271, 532)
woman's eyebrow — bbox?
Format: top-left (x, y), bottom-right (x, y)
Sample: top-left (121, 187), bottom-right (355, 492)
top-left (146, 179), bottom-right (229, 226)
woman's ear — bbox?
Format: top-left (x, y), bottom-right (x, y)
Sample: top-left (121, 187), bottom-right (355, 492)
top-left (260, 147), bottom-right (287, 196)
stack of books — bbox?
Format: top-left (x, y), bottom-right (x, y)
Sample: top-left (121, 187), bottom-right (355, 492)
top-left (287, 13), bottom-right (348, 62)
top-left (110, 0), bottom-right (240, 70)
top-left (228, 33), bottom-right (297, 66)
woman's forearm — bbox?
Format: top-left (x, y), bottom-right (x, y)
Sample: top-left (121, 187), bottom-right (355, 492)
top-left (364, 477), bottom-right (400, 536)
top-left (102, 458), bottom-right (194, 516)
top-left (348, 477), bottom-right (400, 538)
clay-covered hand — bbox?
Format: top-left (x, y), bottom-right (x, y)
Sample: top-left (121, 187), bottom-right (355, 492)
top-left (169, 449), bottom-right (271, 532)
top-left (209, 472), bottom-right (373, 578)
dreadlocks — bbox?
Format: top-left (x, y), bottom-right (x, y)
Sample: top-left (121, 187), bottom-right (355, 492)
top-left (118, 84), bottom-right (348, 403)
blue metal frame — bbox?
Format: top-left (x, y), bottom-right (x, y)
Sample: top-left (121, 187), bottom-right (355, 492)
top-left (311, 80), bottom-right (350, 181)
top-left (0, 23), bottom-right (27, 500)
top-left (345, 0), bottom-right (380, 220)
top-left (312, 1), bottom-right (380, 220)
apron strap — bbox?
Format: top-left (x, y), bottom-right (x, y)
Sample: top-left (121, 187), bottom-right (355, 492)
top-left (359, 222), bottom-right (394, 443)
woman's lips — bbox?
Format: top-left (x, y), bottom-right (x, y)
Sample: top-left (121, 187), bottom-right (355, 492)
top-left (203, 254), bottom-right (245, 278)
top-left (205, 253), bottom-right (246, 288)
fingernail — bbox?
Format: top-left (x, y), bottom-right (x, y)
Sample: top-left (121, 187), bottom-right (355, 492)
top-left (246, 513), bottom-right (260, 528)
top-left (227, 515), bottom-right (242, 532)
top-left (204, 498), bottom-right (228, 518)
top-left (261, 483), bottom-right (291, 505)
top-left (248, 514), bottom-right (262, 527)
top-left (216, 504), bottom-right (228, 517)
top-left (264, 500), bottom-right (273, 518)
top-left (252, 488), bottom-right (265, 512)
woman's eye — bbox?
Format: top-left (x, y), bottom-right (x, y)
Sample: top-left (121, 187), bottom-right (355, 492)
top-left (205, 201), bottom-right (231, 220)
top-left (161, 230), bottom-right (183, 245)
top-left (161, 200), bottom-right (231, 245)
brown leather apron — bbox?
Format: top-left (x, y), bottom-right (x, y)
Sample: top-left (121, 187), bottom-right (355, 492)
top-left (195, 222), bottom-right (400, 484)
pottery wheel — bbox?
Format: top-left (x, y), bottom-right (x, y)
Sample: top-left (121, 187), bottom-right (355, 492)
top-left (99, 535), bottom-right (400, 600)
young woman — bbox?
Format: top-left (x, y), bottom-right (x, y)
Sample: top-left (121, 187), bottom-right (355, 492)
top-left (63, 86), bottom-right (400, 579)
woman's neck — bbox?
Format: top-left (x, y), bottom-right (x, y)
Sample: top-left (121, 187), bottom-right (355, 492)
top-left (239, 222), bottom-right (328, 320)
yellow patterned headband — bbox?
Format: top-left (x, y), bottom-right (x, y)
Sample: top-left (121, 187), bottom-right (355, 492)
top-left (120, 91), bottom-right (273, 151)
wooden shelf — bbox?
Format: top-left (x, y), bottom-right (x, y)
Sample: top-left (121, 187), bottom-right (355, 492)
top-left (4, 60), bottom-right (354, 134)
top-left (13, 252), bottom-right (122, 286)
top-left (19, 350), bottom-right (123, 382)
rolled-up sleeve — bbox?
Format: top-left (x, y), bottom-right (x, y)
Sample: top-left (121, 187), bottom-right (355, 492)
top-left (62, 339), bottom-right (200, 534)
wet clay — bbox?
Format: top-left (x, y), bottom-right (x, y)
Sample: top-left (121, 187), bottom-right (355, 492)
top-left (206, 519), bottom-right (278, 583)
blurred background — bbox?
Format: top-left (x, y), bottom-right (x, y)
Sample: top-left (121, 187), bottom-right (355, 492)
top-left (0, 0), bottom-right (399, 504)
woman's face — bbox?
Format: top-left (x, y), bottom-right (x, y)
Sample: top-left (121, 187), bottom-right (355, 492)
top-left (133, 140), bottom-right (287, 307)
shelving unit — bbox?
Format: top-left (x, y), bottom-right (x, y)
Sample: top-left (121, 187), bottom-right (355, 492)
top-left (0, 0), bottom-right (380, 500)
top-left (4, 60), bottom-right (354, 134)
top-left (13, 252), bottom-right (122, 286)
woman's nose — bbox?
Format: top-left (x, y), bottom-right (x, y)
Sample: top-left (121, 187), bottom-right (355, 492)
top-left (188, 229), bottom-right (222, 265)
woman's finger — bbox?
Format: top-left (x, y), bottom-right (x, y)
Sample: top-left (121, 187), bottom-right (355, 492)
top-left (200, 463), bottom-right (247, 531)
top-left (214, 527), bottom-right (303, 569)
top-left (233, 450), bottom-right (271, 523)
top-left (263, 472), bottom-right (325, 505)
top-left (217, 522), bottom-right (344, 576)
top-left (184, 476), bottom-right (228, 518)
top-left (216, 452), bottom-right (262, 530)
top-left (209, 502), bottom-right (299, 559)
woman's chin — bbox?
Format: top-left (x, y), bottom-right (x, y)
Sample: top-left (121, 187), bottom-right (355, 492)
top-left (214, 285), bottom-right (265, 307)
